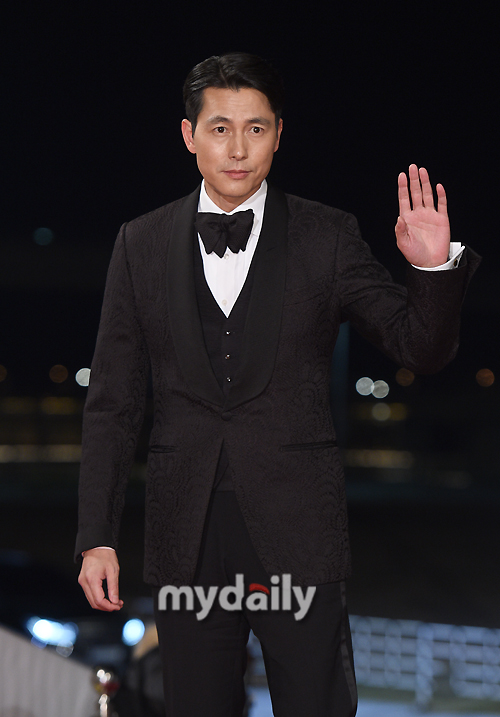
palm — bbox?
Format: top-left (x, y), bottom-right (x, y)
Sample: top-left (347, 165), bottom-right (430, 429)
top-left (395, 164), bottom-right (450, 268)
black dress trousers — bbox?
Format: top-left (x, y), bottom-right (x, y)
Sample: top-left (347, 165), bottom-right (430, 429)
top-left (152, 491), bottom-right (358, 717)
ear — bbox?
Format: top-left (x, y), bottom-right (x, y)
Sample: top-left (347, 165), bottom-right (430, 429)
top-left (274, 118), bottom-right (283, 153)
top-left (181, 119), bottom-right (196, 154)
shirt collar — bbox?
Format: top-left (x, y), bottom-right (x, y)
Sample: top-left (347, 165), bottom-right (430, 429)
top-left (198, 179), bottom-right (268, 238)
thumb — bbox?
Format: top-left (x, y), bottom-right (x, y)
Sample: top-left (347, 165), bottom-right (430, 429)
top-left (395, 216), bottom-right (412, 252)
top-left (395, 215), bottom-right (408, 241)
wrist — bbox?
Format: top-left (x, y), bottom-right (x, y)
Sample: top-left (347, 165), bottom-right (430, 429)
top-left (82, 546), bottom-right (116, 557)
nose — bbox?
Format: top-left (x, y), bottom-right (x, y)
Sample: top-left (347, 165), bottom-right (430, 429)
top-left (228, 132), bottom-right (247, 160)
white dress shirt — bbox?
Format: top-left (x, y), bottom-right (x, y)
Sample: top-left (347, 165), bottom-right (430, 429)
top-left (197, 179), bottom-right (267, 316)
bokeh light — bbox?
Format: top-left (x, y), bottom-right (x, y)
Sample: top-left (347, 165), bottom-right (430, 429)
top-left (395, 368), bottom-right (415, 386)
top-left (356, 377), bottom-right (374, 396)
top-left (49, 365), bottom-right (68, 383)
top-left (40, 397), bottom-right (79, 415)
top-left (389, 403), bottom-right (408, 421)
top-left (122, 618), bottom-right (146, 646)
top-left (33, 227), bottom-right (54, 245)
top-left (372, 380), bottom-right (389, 399)
top-left (75, 368), bottom-right (91, 387)
top-left (476, 369), bottom-right (494, 387)
top-left (372, 403), bottom-right (391, 421)
top-left (26, 617), bottom-right (77, 646)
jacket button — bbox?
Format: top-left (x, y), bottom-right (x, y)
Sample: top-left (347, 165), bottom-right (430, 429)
top-left (222, 412), bottom-right (232, 421)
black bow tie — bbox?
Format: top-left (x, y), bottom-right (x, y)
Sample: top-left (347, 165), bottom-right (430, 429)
top-left (195, 209), bottom-right (254, 258)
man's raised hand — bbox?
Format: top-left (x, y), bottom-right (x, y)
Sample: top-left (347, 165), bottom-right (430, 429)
top-left (78, 548), bottom-right (124, 612)
top-left (395, 164), bottom-right (450, 268)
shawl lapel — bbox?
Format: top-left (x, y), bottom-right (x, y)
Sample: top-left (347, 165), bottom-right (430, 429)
top-left (224, 184), bottom-right (288, 411)
top-left (166, 187), bottom-right (225, 407)
top-left (166, 184), bottom-right (288, 411)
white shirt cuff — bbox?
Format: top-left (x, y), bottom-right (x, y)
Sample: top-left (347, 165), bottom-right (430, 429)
top-left (82, 546), bottom-right (116, 557)
top-left (412, 243), bottom-right (464, 271)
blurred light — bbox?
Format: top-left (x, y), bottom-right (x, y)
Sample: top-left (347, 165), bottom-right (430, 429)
top-left (395, 368), bottom-right (415, 386)
top-left (356, 377), bottom-right (374, 396)
top-left (49, 364), bottom-right (68, 383)
top-left (26, 617), bottom-right (78, 646)
top-left (56, 644), bottom-right (74, 657)
top-left (476, 368), bottom-right (494, 387)
top-left (33, 227), bottom-right (54, 246)
top-left (0, 365), bottom-right (6, 382)
top-left (390, 403), bottom-right (408, 421)
top-left (372, 403), bottom-right (391, 421)
top-left (343, 449), bottom-right (414, 469)
top-left (352, 403), bottom-right (408, 422)
top-left (0, 397), bottom-right (37, 414)
top-left (0, 444), bottom-right (81, 463)
top-left (122, 618), bottom-right (145, 646)
top-left (1, 397), bottom-right (82, 416)
top-left (372, 380), bottom-right (389, 399)
top-left (75, 367), bottom-right (91, 387)
top-left (40, 397), bottom-right (79, 415)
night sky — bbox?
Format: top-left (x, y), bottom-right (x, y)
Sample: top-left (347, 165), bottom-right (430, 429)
top-left (1, 2), bottom-right (497, 394)
top-left (1, 1), bottom-right (499, 631)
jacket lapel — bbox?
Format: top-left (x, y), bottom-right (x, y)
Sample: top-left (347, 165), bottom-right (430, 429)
top-left (167, 186), bottom-right (225, 407)
top-left (224, 184), bottom-right (288, 411)
top-left (167, 184), bottom-right (288, 411)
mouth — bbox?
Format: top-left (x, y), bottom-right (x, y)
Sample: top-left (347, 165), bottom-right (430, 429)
top-left (223, 170), bottom-right (250, 179)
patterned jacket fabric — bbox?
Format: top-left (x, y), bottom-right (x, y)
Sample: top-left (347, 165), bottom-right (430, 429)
top-left (75, 185), bottom-right (479, 587)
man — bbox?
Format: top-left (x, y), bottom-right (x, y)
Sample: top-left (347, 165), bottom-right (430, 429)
top-left (76, 53), bottom-right (479, 716)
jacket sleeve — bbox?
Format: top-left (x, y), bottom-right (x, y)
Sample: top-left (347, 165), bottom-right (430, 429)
top-left (74, 223), bottom-right (149, 561)
top-left (336, 213), bottom-right (481, 374)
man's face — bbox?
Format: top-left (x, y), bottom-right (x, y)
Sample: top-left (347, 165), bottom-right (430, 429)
top-left (181, 87), bottom-right (282, 212)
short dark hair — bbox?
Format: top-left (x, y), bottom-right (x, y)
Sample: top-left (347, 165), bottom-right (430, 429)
top-left (183, 52), bottom-right (284, 134)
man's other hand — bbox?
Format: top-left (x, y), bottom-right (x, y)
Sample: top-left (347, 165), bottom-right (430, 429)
top-left (395, 164), bottom-right (451, 268)
top-left (78, 548), bottom-right (124, 611)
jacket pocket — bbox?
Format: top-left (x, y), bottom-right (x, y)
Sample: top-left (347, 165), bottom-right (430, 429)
top-left (279, 440), bottom-right (338, 452)
top-left (148, 445), bottom-right (178, 453)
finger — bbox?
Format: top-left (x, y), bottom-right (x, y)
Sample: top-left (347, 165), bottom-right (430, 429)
top-left (397, 172), bottom-right (411, 215)
top-left (88, 575), bottom-right (123, 611)
top-left (78, 559), bottom-right (123, 612)
top-left (408, 163), bottom-right (422, 208)
top-left (105, 563), bottom-right (121, 606)
top-left (436, 182), bottom-right (448, 215)
top-left (87, 577), bottom-right (109, 610)
top-left (419, 167), bottom-right (434, 208)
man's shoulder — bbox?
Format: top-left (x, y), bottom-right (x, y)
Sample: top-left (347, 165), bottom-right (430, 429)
top-left (282, 191), bottom-right (356, 234)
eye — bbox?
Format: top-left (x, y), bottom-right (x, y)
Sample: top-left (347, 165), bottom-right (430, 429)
top-left (214, 126), bottom-right (227, 133)
top-left (251, 127), bottom-right (263, 134)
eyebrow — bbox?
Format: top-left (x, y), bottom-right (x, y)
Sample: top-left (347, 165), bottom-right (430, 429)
top-left (205, 115), bottom-right (272, 126)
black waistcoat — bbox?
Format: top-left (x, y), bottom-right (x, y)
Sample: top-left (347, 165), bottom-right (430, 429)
top-left (193, 239), bottom-right (257, 490)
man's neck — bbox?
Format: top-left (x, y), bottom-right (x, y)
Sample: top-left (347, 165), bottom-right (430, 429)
top-left (201, 180), bottom-right (267, 215)
top-left (203, 183), bottom-right (262, 213)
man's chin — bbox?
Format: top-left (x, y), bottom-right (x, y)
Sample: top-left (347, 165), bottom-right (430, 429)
top-left (206, 179), bottom-right (260, 210)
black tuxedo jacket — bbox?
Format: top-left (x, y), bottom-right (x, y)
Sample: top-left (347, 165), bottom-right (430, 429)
top-left (75, 185), bottom-right (479, 586)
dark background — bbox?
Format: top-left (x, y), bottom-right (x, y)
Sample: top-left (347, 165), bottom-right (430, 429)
top-left (0, 2), bottom-right (498, 627)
